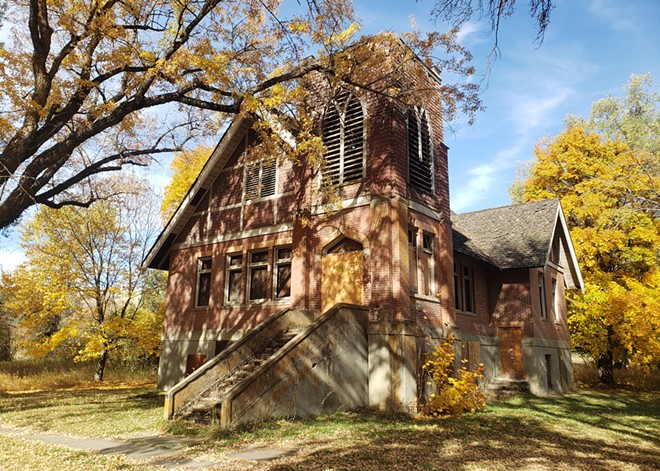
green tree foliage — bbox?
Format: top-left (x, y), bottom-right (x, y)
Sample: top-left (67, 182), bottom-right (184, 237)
top-left (1, 176), bottom-right (165, 381)
top-left (519, 74), bottom-right (660, 384)
top-left (0, 1), bottom-right (481, 231)
top-left (160, 145), bottom-right (213, 223)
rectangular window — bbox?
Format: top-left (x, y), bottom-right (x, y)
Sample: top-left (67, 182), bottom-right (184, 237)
top-left (539, 272), bottom-right (548, 320)
top-left (454, 260), bottom-right (474, 313)
top-left (226, 253), bottom-right (243, 304)
top-left (245, 158), bottom-right (276, 199)
top-left (195, 257), bottom-right (212, 308)
top-left (421, 233), bottom-right (434, 296)
top-left (408, 227), bottom-right (418, 294)
top-left (462, 264), bottom-right (474, 313)
top-left (274, 246), bottom-right (292, 299)
top-left (248, 250), bottom-right (269, 301)
top-left (454, 262), bottom-right (463, 311)
top-left (552, 278), bottom-right (559, 323)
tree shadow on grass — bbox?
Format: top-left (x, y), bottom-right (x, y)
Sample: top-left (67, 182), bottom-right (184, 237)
top-left (498, 389), bottom-right (660, 444)
top-left (0, 387), bottom-right (163, 416)
top-left (266, 409), bottom-right (660, 470)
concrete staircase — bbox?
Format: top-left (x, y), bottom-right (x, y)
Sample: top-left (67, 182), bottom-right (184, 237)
top-left (178, 330), bottom-right (297, 423)
top-left (164, 305), bottom-right (369, 428)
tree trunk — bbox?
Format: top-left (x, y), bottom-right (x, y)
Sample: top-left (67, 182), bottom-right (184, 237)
top-left (94, 349), bottom-right (108, 382)
top-left (597, 351), bottom-right (615, 385)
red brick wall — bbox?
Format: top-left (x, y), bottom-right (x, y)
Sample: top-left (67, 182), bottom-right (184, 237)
top-left (488, 267), bottom-right (534, 337)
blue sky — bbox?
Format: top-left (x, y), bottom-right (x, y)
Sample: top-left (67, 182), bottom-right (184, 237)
top-left (1, 0), bottom-right (659, 271)
top-left (354, 0), bottom-right (660, 213)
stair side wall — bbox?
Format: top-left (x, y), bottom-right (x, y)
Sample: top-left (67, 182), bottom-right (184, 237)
top-left (222, 306), bottom-right (369, 427)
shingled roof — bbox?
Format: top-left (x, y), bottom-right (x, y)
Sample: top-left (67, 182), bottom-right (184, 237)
top-left (452, 199), bottom-right (560, 270)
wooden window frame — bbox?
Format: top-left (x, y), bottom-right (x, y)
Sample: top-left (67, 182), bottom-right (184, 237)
top-left (274, 246), bottom-right (292, 299)
top-left (194, 257), bottom-right (212, 308)
top-left (225, 253), bottom-right (244, 305)
top-left (247, 249), bottom-right (270, 302)
top-left (408, 227), bottom-right (418, 294)
top-left (539, 271), bottom-right (548, 320)
top-left (455, 259), bottom-right (475, 314)
top-left (552, 278), bottom-right (560, 323)
top-left (421, 232), bottom-right (434, 296)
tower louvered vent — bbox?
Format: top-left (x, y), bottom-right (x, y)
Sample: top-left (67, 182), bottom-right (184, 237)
top-left (408, 108), bottom-right (433, 194)
top-left (322, 90), bottom-right (364, 186)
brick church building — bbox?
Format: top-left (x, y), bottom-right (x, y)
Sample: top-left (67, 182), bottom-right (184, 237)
top-left (144, 36), bottom-right (583, 425)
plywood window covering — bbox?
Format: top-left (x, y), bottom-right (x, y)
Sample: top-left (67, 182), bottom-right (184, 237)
top-left (244, 158), bottom-right (276, 199)
top-left (195, 257), bottom-right (212, 308)
top-left (322, 90), bottom-right (364, 186)
top-left (407, 108), bottom-right (433, 194)
top-left (408, 227), bottom-right (418, 294)
top-left (455, 260), bottom-right (474, 313)
top-left (226, 253), bottom-right (243, 304)
top-left (421, 233), bottom-right (434, 296)
top-left (275, 246), bottom-right (292, 298)
top-left (248, 250), bottom-right (269, 301)
top-left (539, 272), bottom-right (548, 319)
top-left (461, 340), bottom-right (481, 371)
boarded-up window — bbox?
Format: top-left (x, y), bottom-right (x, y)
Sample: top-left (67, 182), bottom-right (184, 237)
top-left (275, 246), bottom-right (292, 298)
top-left (461, 340), bottom-right (482, 372)
top-left (195, 258), bottom-right (212, 308)
top-left (407, 108), bottom-right (433, 194)
top-left (322, 90), bottom-right (364, 186)
top-left (226, 253), bottom-right (243, 303)
top-left (245, 158), bottom-right (276, 199)
top-left (248, 250), bottom-right (269, 301)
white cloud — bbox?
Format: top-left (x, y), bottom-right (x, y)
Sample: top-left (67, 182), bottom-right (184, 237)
top-left (510, 86), bottom-right (572, 132)
top-left (456, 20), bottom-right (482, 44)
top-left (588, 0), bottom-right (640, 37)
top-left (0, 247), bottom-right (25, 273)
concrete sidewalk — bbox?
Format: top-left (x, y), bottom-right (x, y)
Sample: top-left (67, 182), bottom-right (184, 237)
top-left (0, 426), bottom-right (218, 469)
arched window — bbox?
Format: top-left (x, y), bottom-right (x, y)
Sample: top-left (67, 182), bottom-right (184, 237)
top-left (407, 108), bottom-right (433, 194)
top-left (322, 90), bottom-right (364, 186)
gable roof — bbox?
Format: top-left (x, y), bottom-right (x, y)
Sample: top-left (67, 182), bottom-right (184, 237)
top-left (452, 199), bottom-right (584, 290)
top-left (144, 117), bottom-right (252, 270)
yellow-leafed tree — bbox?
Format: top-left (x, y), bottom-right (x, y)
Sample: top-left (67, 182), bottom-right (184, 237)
top-left (160, 146), bottom-right (213, 223)
top-left (517, 74), bottom-right (660, 384)
top-left (0, 1), bottom-right (482, 232)
top-left (1, 176), bottom-right (165, 381)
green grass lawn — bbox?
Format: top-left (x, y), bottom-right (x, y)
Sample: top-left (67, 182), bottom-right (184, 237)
top-left (1, 386), bottom-right (658, 470)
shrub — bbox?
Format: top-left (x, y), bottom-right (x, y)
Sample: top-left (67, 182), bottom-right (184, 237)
top-left (421, 335), bottom-right (486, 416)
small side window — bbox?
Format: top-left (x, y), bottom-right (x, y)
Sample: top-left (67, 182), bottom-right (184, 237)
top-left (195, 257), bottom-right (212, 308)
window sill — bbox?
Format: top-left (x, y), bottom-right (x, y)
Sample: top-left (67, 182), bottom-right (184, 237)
top-left (411, 294), bottom-right (441, 304)
top-left (456, 310), bottom-right (477, 317)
